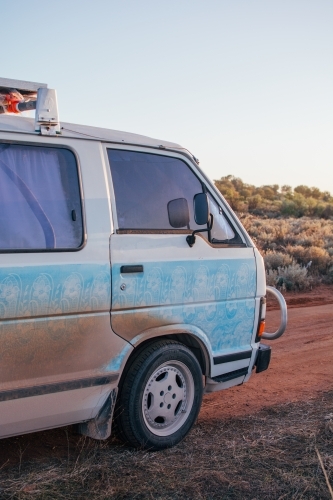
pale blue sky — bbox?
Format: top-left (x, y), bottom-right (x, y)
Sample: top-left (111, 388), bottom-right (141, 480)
top-left (2, 0), bottom-right (332, 193)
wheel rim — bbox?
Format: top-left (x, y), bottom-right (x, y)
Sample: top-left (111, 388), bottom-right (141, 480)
top-left (142, 360), bottom-right (195, 437)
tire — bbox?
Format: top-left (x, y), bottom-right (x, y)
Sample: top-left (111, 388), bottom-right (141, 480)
top-left (115, 340), bottom-right (203, 450)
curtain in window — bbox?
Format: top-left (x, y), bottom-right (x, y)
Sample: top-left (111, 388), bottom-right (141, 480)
top-left (0, 144), bottom-right (82, 250)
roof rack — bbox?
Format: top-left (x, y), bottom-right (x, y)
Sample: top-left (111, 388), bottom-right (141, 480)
top-left (0, 77), bottom-right (60, 136)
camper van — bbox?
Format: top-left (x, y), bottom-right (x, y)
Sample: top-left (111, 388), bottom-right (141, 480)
top-left (0, 78), bottom-right (287, 450)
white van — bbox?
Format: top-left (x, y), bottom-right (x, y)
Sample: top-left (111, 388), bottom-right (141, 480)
top-left (0, 79), bottom-right (287, 450)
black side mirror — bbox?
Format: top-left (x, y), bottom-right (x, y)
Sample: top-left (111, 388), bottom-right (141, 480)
top-left (186, 192), bottom-right (212, 247)
top-left (167, 198), bottom-right (190, 228)
top-left (193, 193), bottom-right (209, 225)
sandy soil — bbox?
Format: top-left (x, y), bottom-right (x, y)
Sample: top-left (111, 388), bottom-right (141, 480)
top-left (0, 286), bottom-right (332, 468)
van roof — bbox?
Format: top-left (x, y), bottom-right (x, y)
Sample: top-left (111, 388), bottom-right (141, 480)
top-left (0, 114), bottom-right (182, 150)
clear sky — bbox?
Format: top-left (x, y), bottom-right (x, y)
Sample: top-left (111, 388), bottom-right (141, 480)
top-left (2, 0), bottom-right (332, 193)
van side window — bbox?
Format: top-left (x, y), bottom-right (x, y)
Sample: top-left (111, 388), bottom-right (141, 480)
top-left (0, 143), bottom-right (83, 251)
top-left (208, 194), bottom-right (239, 243)
top-left (108, 150), bottom-right (203, 230)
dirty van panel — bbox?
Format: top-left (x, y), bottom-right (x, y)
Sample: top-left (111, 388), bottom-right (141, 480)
top-left (0, 138), bottom-right (129, 435)
top-left (108, 150), bottom-right (257, 378)
top-left (0, 266), bottom-right (126, 390)
top-left (111, 236), bottom-right (256, 351)
top-left (0, 384), bottom-right (113, 439)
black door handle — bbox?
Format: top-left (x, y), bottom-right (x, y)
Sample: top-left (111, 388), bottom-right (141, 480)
top-left (120, 265), bottom-right (144, 274)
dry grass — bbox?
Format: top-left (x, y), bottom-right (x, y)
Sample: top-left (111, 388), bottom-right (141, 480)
top-left (1, 391), bottom-right (332, 499)
top-left (240, 216), bottom-right (333, 259)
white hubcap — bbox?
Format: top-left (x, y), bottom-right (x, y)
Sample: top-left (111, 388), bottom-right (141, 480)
top-left (142, 361), bottom-right (194, 437)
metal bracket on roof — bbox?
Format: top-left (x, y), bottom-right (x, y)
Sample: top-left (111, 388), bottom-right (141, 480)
top-left (35, 87), bottom-right (61, 135)
top-left (0, 77), bottom-right (61, 136)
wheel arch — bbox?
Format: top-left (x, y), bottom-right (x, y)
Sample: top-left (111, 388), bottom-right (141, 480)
top-left (125, 325), bottom-right (212, 377)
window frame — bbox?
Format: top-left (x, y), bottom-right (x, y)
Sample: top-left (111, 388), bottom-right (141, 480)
top-left (107, 145), bottom-right (249, 248)
top-left (0, 140), bottom-right (86, 254)
top-left (107, 148), bottom-right (206, 233)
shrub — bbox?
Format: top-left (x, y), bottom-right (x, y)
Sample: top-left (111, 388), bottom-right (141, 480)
top-left (266, 264), bottom-right (313, 291)
top-left (287, 245), bottom-right (331, 273)
top-left (263, 251), bottom-right (294, 270)
top-left (327, 266), bottom-right (333, 283)
top-left (266, 269), bottom-right (280, 287)
top-left (240, 215), bottom-right (333, 282)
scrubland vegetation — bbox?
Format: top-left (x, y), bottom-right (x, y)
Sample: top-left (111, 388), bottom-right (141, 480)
top-left (215, 176), bottom-right (333, 290)
top-left (215, 175), bottom-right (333, 218)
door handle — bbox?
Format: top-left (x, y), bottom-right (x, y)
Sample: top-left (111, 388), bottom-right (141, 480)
top-left (120, 265), bottom-right (144, 274)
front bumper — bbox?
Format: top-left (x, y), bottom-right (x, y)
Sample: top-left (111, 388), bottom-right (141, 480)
top-left (255, 343), bottom-right (271, 373)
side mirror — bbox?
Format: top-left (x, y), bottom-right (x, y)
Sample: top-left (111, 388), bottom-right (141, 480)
top-left (167, 198), bottom-right (190, 228)
top-left (186, 192), bottom-right (212, 247)
top-left (193, 193), bottom-right (209, 225)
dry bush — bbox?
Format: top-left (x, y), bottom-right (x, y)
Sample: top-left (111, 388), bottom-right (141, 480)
top-left (240, 215), bottom-right (333, 283)
top-left (266, 263), bottom-right (313, 291)
top-left (266, 269), bottom-right (280, 287)
top-left (287, 245), bottom-right (331, 273)
top-left (263, 251), bottom-right (294, 270)
top-left (328, 266), bottom-right (333, 282)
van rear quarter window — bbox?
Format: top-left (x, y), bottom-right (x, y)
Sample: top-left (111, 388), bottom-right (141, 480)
top-left (107, 150), bottom-right (203, 230)
top-left (0, 143), bottom-right (83, 251)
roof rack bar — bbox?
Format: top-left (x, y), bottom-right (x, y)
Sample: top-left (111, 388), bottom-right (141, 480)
top-left (0, 78), bottom-right (47, 92)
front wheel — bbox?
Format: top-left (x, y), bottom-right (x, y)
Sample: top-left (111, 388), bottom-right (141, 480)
top-left (115, 340), bottom-right (204, 450)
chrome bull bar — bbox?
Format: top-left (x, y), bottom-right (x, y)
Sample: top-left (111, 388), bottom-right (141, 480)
top-left (261, 286), bottom-right (288, 340)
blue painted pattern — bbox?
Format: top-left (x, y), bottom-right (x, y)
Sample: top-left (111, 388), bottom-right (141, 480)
top-left (112, 259), bottom-right (257, 355)
top-left (0, 265), bottom-right (111, 320)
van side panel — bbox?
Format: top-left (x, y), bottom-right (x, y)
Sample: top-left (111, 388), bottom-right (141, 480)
top-left (112, 255), bottom-right (256, 354)
top-left (110, 234), bottom-right (257, 379)
top-left (0, 137), bottom-right (130, 437)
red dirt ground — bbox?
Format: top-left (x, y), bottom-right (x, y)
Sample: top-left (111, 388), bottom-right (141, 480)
top-left (0, 286), bottom-right (332, 467)
top-left (267, 284), bottom-right (333, 310)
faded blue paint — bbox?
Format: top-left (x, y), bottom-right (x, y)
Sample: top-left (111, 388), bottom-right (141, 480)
top-left (111, 259), bottom-right (256, 356)
top-left (0, 265), bottom-right (111, 320)
top-left (0, 258), bottom-right (257, 369)
top-left (104, 342), bottom-right (133, 372)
